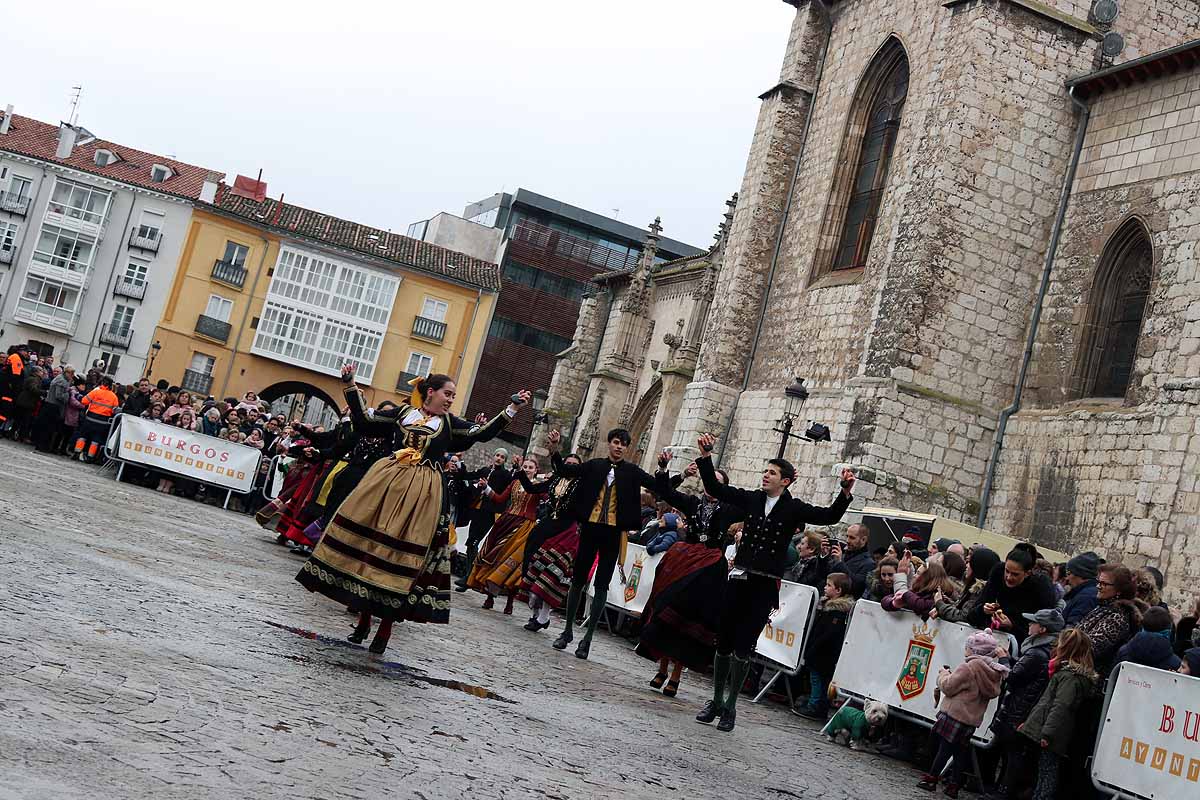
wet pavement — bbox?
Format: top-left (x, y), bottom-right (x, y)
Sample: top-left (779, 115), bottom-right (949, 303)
top-left (0, 441), bottom-right (935, 799)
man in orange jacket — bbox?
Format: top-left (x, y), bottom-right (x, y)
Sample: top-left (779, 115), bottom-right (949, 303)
top-left (75, 375), bottom-right (120, 462)
top-left (0, 345), bottom-right (29, 436)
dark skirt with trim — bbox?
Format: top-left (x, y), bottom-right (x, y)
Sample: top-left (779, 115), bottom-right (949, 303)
top-left (933, 711), bottom-right (976, 745)
top-left (518, 523), bottom-right (580, 609)
top-left (635, 543), bottom-right (728, 672)
top-left (296, 457), bottom-right (451, 624)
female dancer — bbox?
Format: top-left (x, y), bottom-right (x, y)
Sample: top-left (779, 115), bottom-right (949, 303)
top-left (296, 368), bottom-right (529, 654)
top-left (635, 452), bottom-right (742, 697)
top-left (466, 456), bottom-right (547, 614)
top-left (516, 452), bottom-right (583, 631)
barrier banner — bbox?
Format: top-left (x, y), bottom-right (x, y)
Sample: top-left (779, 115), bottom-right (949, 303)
top-left (754, 581), bottom-right (819, 672)
top-left (109, 415), bottom-right (262, 493)
top-left (588, 544), bottom-right (660, 617)
top-left (1092, 662), bottom-right (1200, 799)
top-left (832, 600), bottom-right (1000, 745)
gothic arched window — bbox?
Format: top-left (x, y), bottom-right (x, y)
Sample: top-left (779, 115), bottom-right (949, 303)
top-left (813, 38), bottom-right (909, 279)
top-left (1075, 220), bottom-right (1154, 399)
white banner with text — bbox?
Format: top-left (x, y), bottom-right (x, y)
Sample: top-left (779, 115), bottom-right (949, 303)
top-left (1092, 662), bottom-right (1200, 799)
top-left (754, 580), bottom-right (820, 673)
top-left (109, 415), bottom-right (262, 493)
top-left (832, 600), bottom-right (1001, 746)
top-left (589, 543), bottom-right (660, 617)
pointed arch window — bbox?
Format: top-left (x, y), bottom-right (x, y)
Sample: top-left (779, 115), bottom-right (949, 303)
top-left (1075, 220), bottom-right (1153, 399)
top-left (813, 40), bottom-right (909, 279)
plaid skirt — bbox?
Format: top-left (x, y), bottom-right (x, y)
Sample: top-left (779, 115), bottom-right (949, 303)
top-left (933, 711), bottom-right (976, 745)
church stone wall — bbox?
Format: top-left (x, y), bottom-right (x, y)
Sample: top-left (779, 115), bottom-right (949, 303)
top-left (986, 65), bottom-right (1200, 606)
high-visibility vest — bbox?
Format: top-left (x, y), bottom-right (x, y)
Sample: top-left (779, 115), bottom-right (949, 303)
top-left (82, 387), bottom-right (120, 417)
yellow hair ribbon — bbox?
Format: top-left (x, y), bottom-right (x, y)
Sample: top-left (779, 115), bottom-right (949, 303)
top-left (408, 375), bottom-right (422, 409)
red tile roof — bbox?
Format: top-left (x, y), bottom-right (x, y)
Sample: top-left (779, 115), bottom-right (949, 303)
top-left (213, 187), bottom-right (501, 292)
top-left (0, 112), bottom-right (219, 200)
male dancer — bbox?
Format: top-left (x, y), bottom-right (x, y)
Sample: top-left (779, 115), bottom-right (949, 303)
top-left (547, 427), bottom-right (658, 659)
top-left (693, 433), bottom-right (855, 732)
top-left (455, 447), bottom-right (513, 591)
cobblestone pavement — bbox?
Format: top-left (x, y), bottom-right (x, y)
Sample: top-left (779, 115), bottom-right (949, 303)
top-left (0, 441), bottom-right (936, 800)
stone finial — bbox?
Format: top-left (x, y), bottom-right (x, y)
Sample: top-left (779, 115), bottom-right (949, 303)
top-left (648, 216), bottom-right (663, 239)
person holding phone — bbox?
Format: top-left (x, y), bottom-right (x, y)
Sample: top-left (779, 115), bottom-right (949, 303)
top-left (296, 371), bottom-right (530, 655)
top-left (692, 432), bottom-right (855, 733)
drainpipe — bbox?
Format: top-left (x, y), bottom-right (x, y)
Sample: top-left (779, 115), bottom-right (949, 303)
top-left (717, 0), bottom-right (832, 465)
top-left (977, 85), bottom-right (1091, 528)
top-left (83, 196), bottom-right (137, 365)
top-left (454, 288), bottom-right (483, 382)
top-left (217, 234), bottom-right (270, 399)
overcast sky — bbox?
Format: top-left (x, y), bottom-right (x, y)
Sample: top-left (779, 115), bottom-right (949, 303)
top-left (3, 1), bottom-right (795, 250)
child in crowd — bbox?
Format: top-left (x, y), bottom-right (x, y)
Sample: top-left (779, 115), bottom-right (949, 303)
top-left (919, 629), bottom-right (1009, 798)
top-left (991, 608), bottom-right (1064, 799)
top-left (884, 559), bottom-right (956, 617)
top-left (1116, 606), bottom-right (1181, 671)
top-left (645, 513), bottom-right (681, 555)
top-left (795, 572), bottom-right (854, 720)
top-left (1018, 627), bottom-right (1098, 800)
top-left (1181, 648), bottom-right (1200, 675)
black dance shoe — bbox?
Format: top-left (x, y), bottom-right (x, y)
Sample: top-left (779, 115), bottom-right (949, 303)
top-left (716, 707), bottom-right (737, 732)
top-left (523, 619), bottom-right (550, 632)
top-left (348, 620), bottom-right (371, 645)
top-left (574, 639), bottom-right (591, 660)
top-left (695, 701), bottom-right (721, 724)
top-left (552, 632), bottom-right (572, 650)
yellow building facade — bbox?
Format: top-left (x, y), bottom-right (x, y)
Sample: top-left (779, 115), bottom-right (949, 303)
top-left (152, 199), bottom-right (498, 417)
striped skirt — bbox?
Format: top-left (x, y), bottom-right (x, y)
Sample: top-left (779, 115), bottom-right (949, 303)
top-left (296, 457), bottom-right (451, 624)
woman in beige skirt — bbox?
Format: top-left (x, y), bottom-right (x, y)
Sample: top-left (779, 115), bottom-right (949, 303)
top-left (297, 367), bottom-right (530, 654)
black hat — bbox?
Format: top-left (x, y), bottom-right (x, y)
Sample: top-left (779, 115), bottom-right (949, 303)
top-left (1067, 551), bottom-right (1103, 580)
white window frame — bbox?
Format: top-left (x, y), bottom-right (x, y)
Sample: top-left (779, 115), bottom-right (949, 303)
top-left (109, 304), bottom-right (135, 336)
top-left (150, 164), bottom-right (173, 183)
top-left (8, 174), bottom-right (33, 200)
top-left (204, 294), bottom-right (234, 323)
top-left (252, 245), bottom-right (399, 383)
top-left (189, 353), bottom-right (216, 375)
top-left (31, 224), bottom-right (97, 277)
top-left (223, 241), bottom-right (249, 267)
top-left (136, 208), bottom-right (165, 242)
top-left (122, 258), bottom-right (149, 288)
top-left (0, 220), bottom-right (18, 254)
top-left (406, 352), bottom-right (434, 377)
top-left (47, 177), bottom-right (112, 226)
top-left (421, 297), bottom-right (449, 323)
top-left (16, 274), bottom-right (81, 330)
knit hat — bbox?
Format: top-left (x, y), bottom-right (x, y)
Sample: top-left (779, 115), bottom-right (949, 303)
top-left (1183, 648), bottom-right (1200, 676)
top-left (934, 537), bottom-right (960, 553)
top-left (966, 629), bottom-right (999, 657)
top-left (1066, 551), bottom-right (1103, 580)
top-left (1022, 608), bottom-right (1066, 634)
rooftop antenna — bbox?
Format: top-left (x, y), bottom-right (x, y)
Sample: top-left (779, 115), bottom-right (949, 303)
top-left (68, 85), bottom-right (83, 125)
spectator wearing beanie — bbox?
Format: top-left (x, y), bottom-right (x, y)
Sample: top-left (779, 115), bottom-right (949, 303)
top-left (1180, 648), bottom-right (1200, 676)
top-left (1062, 551), bottom-right (1102, 626)
top-left (1117, 606), bottom-right (1181, 671)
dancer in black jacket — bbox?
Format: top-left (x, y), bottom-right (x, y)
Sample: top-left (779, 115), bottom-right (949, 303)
top-left (548, 427), bottom-right (658, 660)
top-left (693, 433), bottom-right (855, 732)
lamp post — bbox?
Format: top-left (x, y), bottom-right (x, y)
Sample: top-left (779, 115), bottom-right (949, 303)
top-left (773, 376), bottom-right (810, 460)
top-left (532, 389), bottom-right (548, 425)
top-left (145, 340), bottom-right (162, 380)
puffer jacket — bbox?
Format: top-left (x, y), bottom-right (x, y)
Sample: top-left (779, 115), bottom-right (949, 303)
top-left (993, 632), bottom-right (1056, 731)
top-left (938, 655), bottom-right (1009, 727)
top-left (1077, 599), bottom-right (1142, 680)
top-left (804, 595), bottom-right (856, 675)
top-left (1062, 580), bottom-right (1099, 626)
top-left (1117, 630), bottom-right (1181, 671)
top-left (1020, 662), bottom-right (1099, 756)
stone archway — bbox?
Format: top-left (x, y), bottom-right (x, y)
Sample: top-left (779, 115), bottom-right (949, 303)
top-left (259, 381), bottom-right (341, 430)
top-left (626, 378), bottom-right (663, 469)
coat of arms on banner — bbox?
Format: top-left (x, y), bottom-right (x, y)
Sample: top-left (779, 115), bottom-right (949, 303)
top-left (896, 622), bottom-right (937, 701)
top-left (624, 554), bottom-right (644, 603)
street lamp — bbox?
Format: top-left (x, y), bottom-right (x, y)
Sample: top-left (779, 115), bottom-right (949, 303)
top-left (773, 376), bottom-right (812, 459)
top-left (145, 340), bottom-right (162, 379)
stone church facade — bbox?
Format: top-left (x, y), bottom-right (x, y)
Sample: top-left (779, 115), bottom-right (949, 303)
top-left (536, 0), bottom-right (1200, 604)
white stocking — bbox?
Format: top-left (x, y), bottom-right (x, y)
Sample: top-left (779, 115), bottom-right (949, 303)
top-left (536, 604), bottom-right (552, 624)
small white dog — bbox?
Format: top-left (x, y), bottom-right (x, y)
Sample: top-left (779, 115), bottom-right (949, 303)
top-left (825, 699), bottom-right (889, 751)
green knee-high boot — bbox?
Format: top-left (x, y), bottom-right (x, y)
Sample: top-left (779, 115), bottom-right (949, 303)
top-left (724, 655), bottom-right (752, 711)
top-left (575, 587), bottom-right (607, 659)
top-left (717, 655), bottom-right (752, 731)
top-left (554, 580), bottom-right (585, 650)
top-left (697, 653), bottom-right (731, 723)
